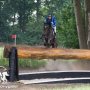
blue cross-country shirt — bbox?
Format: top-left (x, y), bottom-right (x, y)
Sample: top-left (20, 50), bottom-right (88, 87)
top-left (45, 16), bottom-right (56, 27)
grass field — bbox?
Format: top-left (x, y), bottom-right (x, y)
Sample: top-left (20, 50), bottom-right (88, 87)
top-left (0, 46), bottom-right (46, 69)
top-left (60, 84), bottom-right (90, 90)
top-left (26, 84), bottom-right (90, 90)
top-left (12, 84), bottom-right (90, 90)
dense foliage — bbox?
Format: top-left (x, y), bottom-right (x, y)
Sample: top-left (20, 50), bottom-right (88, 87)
top-left (0, 0), bottom-right (79, 48)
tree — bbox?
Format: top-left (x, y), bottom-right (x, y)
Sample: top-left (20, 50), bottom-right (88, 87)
top-left (85, 0), bottom-right (90, 48)
top-left (0, 0), bottom-right (11, 42)
top-left (9, 0), bottom-right (34, 32)
top-left (0, 0), bottom-right (84, 48)
top-left (56, 1), bottom-right (79, 48)
top-left (73, 0), bottom-right (87, 49)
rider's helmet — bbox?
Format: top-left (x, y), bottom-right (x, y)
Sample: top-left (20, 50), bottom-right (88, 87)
top-left (48, 14), bottom-right (52, 20)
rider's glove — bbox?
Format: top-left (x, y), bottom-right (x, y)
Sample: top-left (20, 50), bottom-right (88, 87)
top-left (51, 22), bottom-right (53, 25)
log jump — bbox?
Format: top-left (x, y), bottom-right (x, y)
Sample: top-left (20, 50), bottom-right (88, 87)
top-left (3, 45), bottom-right (90, 82)
top-left (4, 45), bottom-right (90, 60)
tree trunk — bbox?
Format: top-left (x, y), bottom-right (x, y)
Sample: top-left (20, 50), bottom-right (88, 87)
top-left (84, 0), bottom-right (88, 41)
top-left (4, 46), bottom-right (90, 60)
top-left (73, 0), bottom-right (87, 49)
top-left (85, 0), bottom-right (90, 48)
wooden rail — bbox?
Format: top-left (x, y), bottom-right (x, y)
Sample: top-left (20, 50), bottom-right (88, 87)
top-left (4, 45), bottom-right (90, 60)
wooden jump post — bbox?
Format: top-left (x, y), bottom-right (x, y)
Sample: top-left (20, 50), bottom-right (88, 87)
top-left (8, 47), bottom-right (19, 82)
top-left (4, 46), bottom-right (90, 82)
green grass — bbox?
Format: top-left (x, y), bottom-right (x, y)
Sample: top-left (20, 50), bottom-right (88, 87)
top-left (0, 46), bottom-right (9, 67)
top-left (0, 58), bottom-right (46, 69)
top-left (37, 84), bottom-right (90, 90)
top-left (18, 59), bottom-right (46, 69)
top-left (0, 46), bottom-right (4, 59)
top-left (0, 58), bottom-right (9, 67)
top-left (59, 84), bottom-right (90, 90)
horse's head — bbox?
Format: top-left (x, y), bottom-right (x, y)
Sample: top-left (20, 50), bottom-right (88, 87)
top-left (44, 23), bottom-right (50, 30)
top-left (44, 23), bottom-right (52, 35)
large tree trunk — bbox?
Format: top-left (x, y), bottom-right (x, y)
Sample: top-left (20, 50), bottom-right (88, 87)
top-left (4, 46), bottom-right (90, 60)
top-left (84, 0), bottom-right (88, 41)
top-left (85, 0), bottom-right (90, 48)
top-left (73, 0), bottom-right (87, 49)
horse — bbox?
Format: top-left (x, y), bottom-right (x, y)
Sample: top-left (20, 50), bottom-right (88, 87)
top-left (42, 23), bottom-right (57, 48)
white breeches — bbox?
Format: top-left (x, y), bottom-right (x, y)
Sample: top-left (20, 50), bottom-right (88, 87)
top-left (53, 26), bottom-right (56, 33)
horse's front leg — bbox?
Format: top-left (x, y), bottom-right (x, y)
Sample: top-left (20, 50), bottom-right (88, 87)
top-left (51, 38), bottom-right (57, 48)
top-left (44, 38), bottom-right (48, 46)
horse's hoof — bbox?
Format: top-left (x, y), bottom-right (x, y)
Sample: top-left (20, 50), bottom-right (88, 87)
top-left (44, 43), bottom-right (46, 46)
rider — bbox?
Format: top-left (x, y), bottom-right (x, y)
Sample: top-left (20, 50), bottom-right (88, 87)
top-left (44, 14), bottom-right (56, 36)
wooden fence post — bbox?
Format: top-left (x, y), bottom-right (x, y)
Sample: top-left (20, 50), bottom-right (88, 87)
top-left (9, 47), bottom-right (19, 82)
